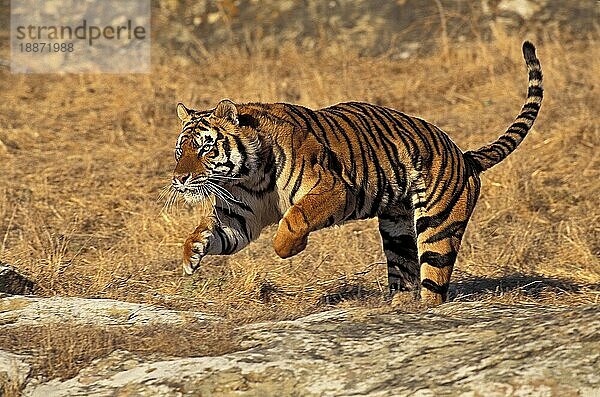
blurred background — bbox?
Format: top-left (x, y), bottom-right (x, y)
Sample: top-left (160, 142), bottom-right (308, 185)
top-left (3, 1), bottom-right (596, 66)
top-left (151, 0), bottom-right (596, 58)
top-left (0, 0), bottom-right (598, 318)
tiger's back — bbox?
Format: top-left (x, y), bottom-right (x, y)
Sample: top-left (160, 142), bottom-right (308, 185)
top-left (279, 101), bottom-right (476, 215)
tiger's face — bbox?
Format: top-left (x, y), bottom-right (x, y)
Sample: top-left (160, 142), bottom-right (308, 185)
top-left (172, 99), bottom-right (258, 204)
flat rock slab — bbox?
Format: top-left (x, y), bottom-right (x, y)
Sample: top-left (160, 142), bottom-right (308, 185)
top-left (21, 302), bottom-right (600, 396)
top-left (0, 296), bottom-right (219, 328)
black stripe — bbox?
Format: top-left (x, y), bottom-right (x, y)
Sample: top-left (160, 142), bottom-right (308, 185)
top-left (496, 138), bottom-right (514, 152)
top-left (415, 186), bottom-right (465, 234)
top-left (424, 220), bottom-right (465, 243)
top-left (216, 230), bottom-right (230, 254)
top-left (307, 167), bottom-right (323, 195)
top-left (229, 234), bottom-right (239, 253)
top-left (528, 69), bottom-right (542, 81)
top-left (416, 118), bottom-right (444, 155)
top-left (527, 86), bottom-right (543, 97)
top-left (323, 109), bottom-right (371, 193)
top-left (320, 110), bottom-right (358, 180)
top-left (519, 110), bottom-right (538, 120)
top-left (337, 105), bottom-right (389, 214)
top-left (421, 278), bottom-right (448, 295)
top-left (231, 135), bottom-right (249, 174)
top-left (498, 135), bottom-right (519, 147)
top-left (419, 251), bottom-right (457, 268)
top-left (236, 151), bottom-right (277, 197)
top-left (283, 136), bottom-right (297, 189)
top-left (509, 121), bottom-right (530, 133)
top-left (331, 109), bottom-right (374, 215)
top-left (326, 151), bottom-right (344, 178)
top-left (349, 105), bottom-right (407, 195)
top-left (283, 104), bottom-right (309, 129)
top-left (422, 137), bottom-right (462, 210)
top-left (422, 156), bottom-right (451, 210)
top-left (344, 102), bottom-right (396, 212)
top-left (523, 102), bottom-right (540, 111)
top-left (416, 216), bottom-right (433, 235)
top-left (303, 108), bottom-right (333, 148)
top-left (339, 103), bottom-right (383, 149)
top-left (507, 127), bottom-right (528, 138)
top-left (379, 107), bottom-right (425, 161)
top-left (223, 211), bottom-right (252, 242)
top-left (286, 106), bottom-right (322, 140)
top-left (387, 109), bottom-right (432, 162)
top-left (290, 159), bottom-right (306, 204)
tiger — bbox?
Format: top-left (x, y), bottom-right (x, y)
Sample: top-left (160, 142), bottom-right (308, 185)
top-left (169, 42), bottom-right (543, 306)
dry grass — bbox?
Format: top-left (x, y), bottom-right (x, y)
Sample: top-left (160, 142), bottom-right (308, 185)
top-left (0, 322), bottom-right (239, 386)
top-left (0, 29), bottom-right (599, 383)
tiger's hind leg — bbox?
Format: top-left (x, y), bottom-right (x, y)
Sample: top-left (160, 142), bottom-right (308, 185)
top-left (378, 204), bottom-right (419, 294)
top-left (413, 175), bottom-right (481, 306)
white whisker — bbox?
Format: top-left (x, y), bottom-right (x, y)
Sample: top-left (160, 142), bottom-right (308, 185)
top-left (201, 186), bottom-right (223, 224)
top-left (206, 181), bottom-right (242, 204)
top-left (207, 188), bottom-right (232, 215)
top-left (157, 184), bottom-right (173, 201)
top-left (161, 187), bottom-right (180, 214)
top-left (211, 174), bottom-right (241, 181)
top-left (206, 183), bottom-right (232, 215)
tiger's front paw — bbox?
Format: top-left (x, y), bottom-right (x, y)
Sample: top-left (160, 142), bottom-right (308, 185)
top-left (182, 230), bottom-right (212, 275)
top-left (273, 220), bottom-right (308, 259)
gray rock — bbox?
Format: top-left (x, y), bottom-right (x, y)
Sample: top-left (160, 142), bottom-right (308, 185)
top-left (0, 263), bottom-right (34, 295)
top-left (497, 0), bottom-right (545, 19)
top-left (0, 296), bottom-right (219, 328)
top-left (0, 351), bottom-right (31, 393)
top-left (15, 302), bottom-right (600, 396)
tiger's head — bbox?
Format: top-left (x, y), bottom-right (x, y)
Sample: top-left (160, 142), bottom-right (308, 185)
top-left (172, 99), bottom-right (261, 205)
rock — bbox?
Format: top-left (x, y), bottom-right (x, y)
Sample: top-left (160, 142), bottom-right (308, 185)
top-left (12, 302), bottom-right (600, 396)
top-left (0, 351), bottom-right (31, 394)
top-left (0, 296), bottom-right (219, 328)
top-left (0, 263), bottom-right (34, 295)
top-left (497, 0), bottom-right (545, 19)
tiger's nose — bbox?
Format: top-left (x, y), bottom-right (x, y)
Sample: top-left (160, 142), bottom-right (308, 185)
top-left (173, 173), bottom-right (191, 186)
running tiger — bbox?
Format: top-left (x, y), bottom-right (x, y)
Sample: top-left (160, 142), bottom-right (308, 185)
top-left (168, 42), bottom-right (543, 305)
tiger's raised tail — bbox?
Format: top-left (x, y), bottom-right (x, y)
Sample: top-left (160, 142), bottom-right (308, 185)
top-left (464, 41), bottom-right (543, 172)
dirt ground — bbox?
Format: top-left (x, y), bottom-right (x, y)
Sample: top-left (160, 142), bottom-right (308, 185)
top-left (0, 14), bottom-right (598, 383)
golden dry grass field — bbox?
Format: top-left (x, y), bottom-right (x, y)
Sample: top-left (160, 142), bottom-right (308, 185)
top-left (0, 26), bottom-right (599, 381)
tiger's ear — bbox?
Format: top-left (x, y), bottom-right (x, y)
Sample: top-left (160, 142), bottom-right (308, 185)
top-left (176, 103), bottom-right (192, 122)
top-left (212, 99), bottom-right (239, 126)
